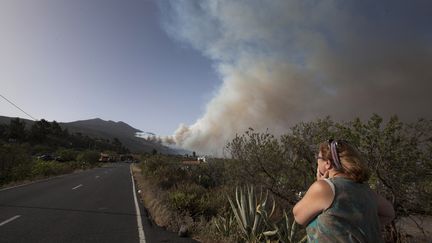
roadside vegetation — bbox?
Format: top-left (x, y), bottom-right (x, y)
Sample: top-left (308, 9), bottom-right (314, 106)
top-left (0, 118), bottom-right (129, 186)
top-left (138, 114), bottom-right (432, 242)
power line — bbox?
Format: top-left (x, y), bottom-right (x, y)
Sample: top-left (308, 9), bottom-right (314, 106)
top-left (0, 93), bottom-right (38, 121)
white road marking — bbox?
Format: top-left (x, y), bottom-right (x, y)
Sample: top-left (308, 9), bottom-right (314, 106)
top-left (130, 166), bottom-right (146, 243)
top-left (95, 176), bottom-right (100, 179)
top-left (0, 215), bottom-right (21, 226)
top-left (72, 184), bottom-right (83, 190)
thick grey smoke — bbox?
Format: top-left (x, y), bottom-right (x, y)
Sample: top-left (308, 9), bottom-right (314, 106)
top-left (160, 0), bottom-right (432, 155)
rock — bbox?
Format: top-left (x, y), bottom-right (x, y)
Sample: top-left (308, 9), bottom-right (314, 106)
top-left (178, 225), bottom-right (188, 237)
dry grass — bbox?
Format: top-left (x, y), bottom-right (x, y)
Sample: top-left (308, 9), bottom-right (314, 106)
top-left (131, 164), bottom-right (192, 232)
top-left (131, 162), bottom-right (237, 242)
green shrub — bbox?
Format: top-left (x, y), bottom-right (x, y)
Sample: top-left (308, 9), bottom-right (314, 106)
top-left (0, 144), bottom-right (33, 184)
top-left (141, 155), bottom-right (189, 189)
top-left (141, 155), bottom-right (167, 176)
top-left (68, 161), bottom-right (90, 170)
top-left (56, 148), bottom-right (78, 161)
top-left (190, 162), bottom-right (225, 189)
top-left (31, 144), bottom-right (53, 155)
top-left (31, 160), bottom-right (72, 177)
top-left (168, 183), bottom-right (206, 217)
top-left (10, 162), bottom-right (34, 181)
top-left (169, 191), bottom-right (198, 213)
top-left (76, 150), bottom-right (99, 164)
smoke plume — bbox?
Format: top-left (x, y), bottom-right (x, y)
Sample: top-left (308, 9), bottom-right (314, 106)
top-left (160, 0), bottom-right (432, 155)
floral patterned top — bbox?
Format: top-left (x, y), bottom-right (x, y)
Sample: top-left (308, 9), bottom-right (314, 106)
top-left (306, 177), bottom-right (383, 242)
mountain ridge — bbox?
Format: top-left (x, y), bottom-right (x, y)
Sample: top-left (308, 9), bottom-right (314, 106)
top-left (0, 115), bottom-right (175, 154)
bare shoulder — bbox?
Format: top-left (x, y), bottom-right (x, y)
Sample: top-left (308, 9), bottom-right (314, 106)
top-left (293, 180), bottom-right (334, 225)
top-left (309, 180), bottom-right (333, 195)
top-left (307, 180), bottom-right (335, 210)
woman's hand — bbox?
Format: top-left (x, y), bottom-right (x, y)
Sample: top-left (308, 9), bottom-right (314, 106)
top-left (316, 168), bottom-right (329, 181)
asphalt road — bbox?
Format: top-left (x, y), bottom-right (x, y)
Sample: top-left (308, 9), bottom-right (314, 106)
top-left (0, 163), bottom-right (197, 243)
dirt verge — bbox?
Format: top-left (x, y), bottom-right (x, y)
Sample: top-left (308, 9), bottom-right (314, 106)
top-left (131, 163), bottom-right (188, 232)
top-left (397, 215), bottom-right (432, 242)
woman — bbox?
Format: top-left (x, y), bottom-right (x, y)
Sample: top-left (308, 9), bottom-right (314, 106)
top-left (293, 139), bottom-right (395, 242)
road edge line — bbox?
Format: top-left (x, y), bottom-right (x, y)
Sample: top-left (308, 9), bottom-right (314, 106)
top-left (0, 215), bottom-right (21, 227)
top-left (72, 184), bottom-right (83, 190)
top-left (130, 165), bottom-right (146, 243)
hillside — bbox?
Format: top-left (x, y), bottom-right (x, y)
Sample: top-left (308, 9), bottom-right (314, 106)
top-left (0, 116), bottom-right (175, 154)
top-left (0, 116), bottom-right (34, 128)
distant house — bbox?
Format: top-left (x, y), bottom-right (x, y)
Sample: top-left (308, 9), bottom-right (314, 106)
top-left (99, 153), bottom-right (110, 162)
top-left (99, 153), bottom-right (118, 162)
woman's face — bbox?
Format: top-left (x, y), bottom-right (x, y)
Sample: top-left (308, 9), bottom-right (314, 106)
top-left (317, 151), bottom-right (330, 175)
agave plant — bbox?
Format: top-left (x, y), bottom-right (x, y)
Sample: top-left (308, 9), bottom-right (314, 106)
top-left (227, 186), bottom-right (276, 242)
top-left (214, 213), bottom-right (236, 237)
top-left (261, 210), bottom-right (307, 243)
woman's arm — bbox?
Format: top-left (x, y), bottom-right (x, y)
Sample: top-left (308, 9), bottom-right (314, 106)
top-left (293, 180), bottom-right (334, 226)
top-left (375, 192), bottom-right (395, 226)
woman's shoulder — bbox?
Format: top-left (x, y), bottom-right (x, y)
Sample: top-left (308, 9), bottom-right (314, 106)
top-left (293, 180), bottom-right (335, 225)
top-left (309, 180), bottom-right (334, 196)
top-left (308, 180), bottom-right (335, 212)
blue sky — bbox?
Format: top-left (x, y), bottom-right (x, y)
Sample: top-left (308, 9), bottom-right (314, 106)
top-left (1, 0), bottom-right (431, 154)
top-left (0, 0), bottom-right (218, 136)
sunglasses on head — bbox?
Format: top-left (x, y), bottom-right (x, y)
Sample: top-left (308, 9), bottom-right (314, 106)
top-left (326, 139), bottom-right (348, 170)
top-left (328, 139), bottom-right (348, 149)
